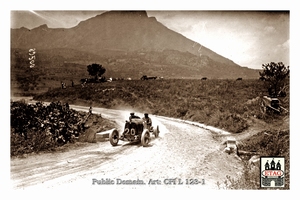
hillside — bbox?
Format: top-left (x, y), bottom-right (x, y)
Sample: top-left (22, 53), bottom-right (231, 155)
top-left (33, 79), bottom-right (289, 133)
top-left (11, 11), bottom-right (231, 64)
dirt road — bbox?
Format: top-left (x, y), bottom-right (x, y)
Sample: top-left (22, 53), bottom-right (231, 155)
top-left (11, 105), bottom-right (244, 190)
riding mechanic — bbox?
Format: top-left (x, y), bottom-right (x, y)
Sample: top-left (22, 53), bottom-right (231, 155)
top-left (142, 113), bottom-right (152, 131)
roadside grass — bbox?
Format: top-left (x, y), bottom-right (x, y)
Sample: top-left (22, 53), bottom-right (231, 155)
top-left (11, 128), bottom-right (57, 156)
top-left (34, 78), bottom-right (289, 133)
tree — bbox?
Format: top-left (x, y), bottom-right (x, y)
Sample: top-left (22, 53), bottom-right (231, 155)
top-left (259, 62), bottom-right (289, 97)
top-left (87, 63), bottom-right (106, 81)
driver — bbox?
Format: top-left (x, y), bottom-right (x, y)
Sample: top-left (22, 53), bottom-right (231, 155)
top-left (142, 113), bottom-right (152, 130)
top-left (129, 112), bottom-right (140, 121)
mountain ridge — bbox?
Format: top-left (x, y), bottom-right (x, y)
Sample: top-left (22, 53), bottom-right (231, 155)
top-left (11, 10), bottom-right (260, 80)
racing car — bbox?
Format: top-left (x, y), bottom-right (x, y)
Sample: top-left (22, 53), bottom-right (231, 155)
top-left (109, 116), bottom-right (159, 147)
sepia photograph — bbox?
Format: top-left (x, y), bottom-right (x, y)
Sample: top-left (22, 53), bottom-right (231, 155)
top-left (4, 0), bottom-right (299, 198)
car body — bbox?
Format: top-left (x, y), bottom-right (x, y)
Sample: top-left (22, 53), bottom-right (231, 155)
top-left (109, 117), bottom-right (159, 147)
top-left (261, 96), bottom-right (281, 113)
top-left (140, 75), bottom-right (157, 80)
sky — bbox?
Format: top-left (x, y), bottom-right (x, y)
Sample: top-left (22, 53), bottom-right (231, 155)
top-left (10, 9), bottom-right (290, 70)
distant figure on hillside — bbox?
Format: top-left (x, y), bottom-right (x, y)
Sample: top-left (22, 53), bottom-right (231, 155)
top-left (61, 82), bottom-right (66, 89)
top-left (89, 106), bottom-right (92, 114)
top-left (65, 102), bottom-right (69, 110)
top-left (71, 80), bottom-right (74, 87)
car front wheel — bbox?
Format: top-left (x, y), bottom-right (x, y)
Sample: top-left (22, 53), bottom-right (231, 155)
top-left (141, 129), bottom-right (150, 147)
top-left (109, 129), bottom-right (119, 146)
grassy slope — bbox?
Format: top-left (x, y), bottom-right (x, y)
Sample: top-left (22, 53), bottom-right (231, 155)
top-left (34, 78), bottom-right (289, 133)
top-left (10, 48), bottom-right (260, 98)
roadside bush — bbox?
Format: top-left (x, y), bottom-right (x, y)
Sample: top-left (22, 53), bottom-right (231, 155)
top-left (238, 130), bottom-right (289, 156)
top-left (10, 100), bottom-right (89, 156)
top-left (176, 104), bottom-right (189, 118)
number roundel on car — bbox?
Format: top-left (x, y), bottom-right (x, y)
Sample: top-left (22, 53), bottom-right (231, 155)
top-left (130, 128), bottom-right (136, 135)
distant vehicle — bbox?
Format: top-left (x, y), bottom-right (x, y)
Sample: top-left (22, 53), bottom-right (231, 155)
top-left (109, 117), bottom-right (159, 147)
top-left (80, 76), bottom-right (106, 84)
top-left (260, 96), bottom-right (282, 114)
top-left (259, 77), bottom-right (266, 81)
top-left (140, 75), bottom-right (157, 80)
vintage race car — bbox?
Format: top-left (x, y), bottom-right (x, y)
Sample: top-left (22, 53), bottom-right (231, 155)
top-left (109, 117), bottom-right (159, 147)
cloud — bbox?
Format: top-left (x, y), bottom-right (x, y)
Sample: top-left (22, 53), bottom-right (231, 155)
top-left (273, 39), bottom-right (289, 55)
top-left (11, 10), bottom-right (105, 29)
top-left (281, 39), bottom-right (289, 49)
top-left (272, 39), bottom-right (290, 65)
top-left (264, 26), bottom-right (276, 33)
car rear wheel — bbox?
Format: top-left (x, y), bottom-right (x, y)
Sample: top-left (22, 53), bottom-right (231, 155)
top-left (153, 125), bottom-right (159, 138)
top-left (109, 129), bottom-right (119, 146)
top-left (141, 129), bottom-right (150, 147)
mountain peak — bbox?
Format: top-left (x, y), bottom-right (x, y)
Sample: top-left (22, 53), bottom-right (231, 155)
top-left (11, 11), bottom-right (252, 78)
top-left (100, 10), bottom-right (148, 18)
top-left (77, 10), bottom-right (149, 28)
top-left (32, 24), bottom-right (48, 30)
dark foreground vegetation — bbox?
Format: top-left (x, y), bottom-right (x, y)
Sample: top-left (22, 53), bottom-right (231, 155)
top-left (10, 100), bottom-right (115, 157)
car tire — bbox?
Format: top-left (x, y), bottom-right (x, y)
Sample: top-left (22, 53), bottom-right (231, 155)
top-left (154, 125), bottom-right (159, 138)
top-left (109, 129), bottom-right (119, 146)
top-left (141, 129), bottom-right (150, 147)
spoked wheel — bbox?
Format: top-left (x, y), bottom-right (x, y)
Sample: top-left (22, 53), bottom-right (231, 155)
top-left (109, 129), bottom-right (119, 146)
top-left (153, 125), bottom-right (159, 138)
top-left (141, 129), bottom-right (150, 147)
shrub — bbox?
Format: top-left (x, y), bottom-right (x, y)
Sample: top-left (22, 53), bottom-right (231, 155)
top-left (10, 100), bottom-right (89, 156)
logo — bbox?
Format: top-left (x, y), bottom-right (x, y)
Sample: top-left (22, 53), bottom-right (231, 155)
top-left (260, 157), bottom-right (285, 187)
